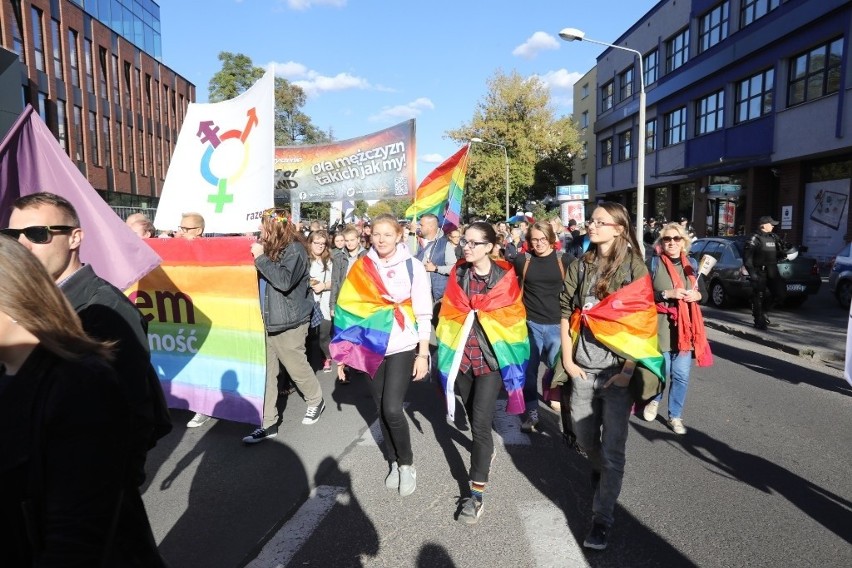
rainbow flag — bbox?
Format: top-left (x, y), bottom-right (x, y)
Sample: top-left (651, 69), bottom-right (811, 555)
top-left (404, 145), bottom-right (470, 231)
top-left (435, 260), bottom-right (529, 419)
top-left (330, 256), bottom-right (415, 377)
top-left (126, 237), bottom-right (266, 425)
top-left (569, 274), bottom-right (665, 381)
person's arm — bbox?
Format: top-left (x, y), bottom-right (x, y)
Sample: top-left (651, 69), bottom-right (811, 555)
top-left (254, 245), bottom-right (308, 293)
top-left (410, 260), bottom-right (433, 381)
top-left (743, 236), bottom-right (758, 277)
top-left (436, 240), bottom-right (457, 275)
top-left (559, 260), bottom-right (586, 380)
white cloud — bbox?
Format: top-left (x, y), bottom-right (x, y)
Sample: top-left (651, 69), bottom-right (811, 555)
top-left (284, 0), bottom-right (347, 10)
top-left (269, 61), bottom-right (372, 97)
top-left (512, 31), bottom-right (560, 59)
top-left (532, 68), bottom-right (582, 111)
top-left (368, 98), bottom-right (435, 122)
top-left (421, 153), bottom-right (444, 164)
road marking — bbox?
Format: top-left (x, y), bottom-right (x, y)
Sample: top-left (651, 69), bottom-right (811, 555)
top-left (358, 402), bottom-right (410, 446)
top-left (245, 485), bottom-right (346, 568)
top-left (519, 500), bottom-right (591, 568)
top-left (493, 400), bottom-right (531, 446)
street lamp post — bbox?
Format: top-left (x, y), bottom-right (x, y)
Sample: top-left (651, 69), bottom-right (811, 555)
top-left (559, 27), bottom-right (646, 250)
top-left (470, 137), bottom-right (510, 221)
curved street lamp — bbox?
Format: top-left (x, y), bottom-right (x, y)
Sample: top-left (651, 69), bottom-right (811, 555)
top-left (560, 27), bottom-right (647, 251)
top-left (470, 137), bottom-right (510, 221)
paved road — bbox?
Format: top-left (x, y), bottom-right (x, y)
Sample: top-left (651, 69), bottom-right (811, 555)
top-left (141, 281), bottom-right (852, 567)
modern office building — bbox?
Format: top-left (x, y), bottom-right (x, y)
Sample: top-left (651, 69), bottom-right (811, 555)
top-left (577, 0), bottom-right (852, 261)
top-left (572, 66), bottom-right (598, 212)
top-left (0, 0), bottom-right (195, 209)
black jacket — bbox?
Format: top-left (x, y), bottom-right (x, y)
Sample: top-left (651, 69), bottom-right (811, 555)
top-left (0, 346), bottom-right (164, 567)
top-left (744, 231), bottom-right (785, 274)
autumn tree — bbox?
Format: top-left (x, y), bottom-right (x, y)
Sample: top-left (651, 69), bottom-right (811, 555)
top-left (446, 70), bottom-right (579, 220)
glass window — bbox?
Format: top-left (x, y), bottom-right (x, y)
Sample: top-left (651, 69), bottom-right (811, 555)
top-left (601, 81), bottom-right (614, 112)
top-left (98, 47), bottom-right (108, 99)
top-left (581, 111), bottom-right (589, 129)
top-left (84, 39), bottom-right (94, 94)
top-left (115, 118), bottom-right (123, 170)
top-left (645, 119), bottom-right (657, 153)
top-left (736, 69), bottom-right (774, 123)
top-left (619, 67), bottom-right (634, 101)
top-left (31, 10), bottom-right (47, 71)
top-left (582, 83), bottom-right (589, 99)
top-left (788, 38), bottom-right (844, 106)
top-left (741, 0), bottom-right (781, 27)
top-left (618, 129), bottom-right (632, 161)
top-left (12, 10), bottom-right (25, 63)
top-left (37, 91), bottom-right (48, 122)
top-left (699, 2), bottom-right (729, 54)
top-left (126, 123), bottom-right (134, 172)
top-left (664, 107), bottom-right (687, 146)
top-left (68, 29), bottom-right (80, 87)
top-left (73, 106), bottom-right (84, 161)
top-left (644, 49), bottom-right (658, 86)
top-left (56, 101), bottom-right (67, 153)
top-left (666, 28), bottom-right (689, 73)
top-left (581, 140), bottom-right (588, 159)
top-left (111, 55), bottom-right (120, 102)
top-left (102, 117), bottom-right (111, 168)
top-left (696, 90), bottom-right (725, 135)
top-left (89, 111), bottom-right (99, 166)
top-left (601, 138), bottom-right (613, 166)
top-left (50, 19), bottom-right (63, 80)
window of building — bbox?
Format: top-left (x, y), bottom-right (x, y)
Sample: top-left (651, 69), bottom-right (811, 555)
top-left (145, 74), bottom-right (152, 105)
top-left (12, 10), bottom-right (25, 63)
top-left (31, 6), bottom-right (46, 72)
top-left (37, 92), bottom-right (48, 122)
top-left (98, 47), bottom-right (108, 99)
top-left (102, 117), bottom-right (111, 168)
top-left (664, 107), bottom-right (687, 146)
top-left (736, 69), bottom-right (774, 123)
top-left (73, 106), bottom-right (84, 161)
top-left (619, 67), bottom-right (634, 101)
top-left (68, 29), bottom-right (80, 87)
top-left (788, 37), bottom-right (844, 106)
top-left (699, 2), bottom-right (729, 54)
top-left (154, 80), bottom-right (160, 116)
top-left (115, 120), bottom-right (123, 171)
top-left (645, 119), bottom-right (657, 153)
top-left (581, 111), bottom-right (589, 129)
top-left (111, 55), bottom-right (120, 102)
top-left (644, 49), bottom-right (658, 86)
top-left (581, 140), bottom-right (588, 159)
top-left (89, 111), bottom-right (99, 165)
top-left (84, 39), bottom-right (94, 94)
top-left (148, 133), bottom-right (154, 176)
top-left (666, 28), bottom-right (689, 73)
top-left (582, 83), bottom-right (589, 99)
top-left (126, 123), bottom-right (134, 172)
top-left (618, 129), bottom-right (632, 161)
top-left (741, 0), bottom-right (781, 27)
top-left (123, 61), bottom-right (132, 102)
top-left (581, 173), bottom-right (588, 186)
top-left (696, 90), bottom-right (725, 135)
top-left (56, 101), bottom-right (67, 153)
top-left (156, 136), bottom-right (163, 178)
top-left (138, 129), bottom-right (144, 174)
top-left (601, 138), bottom-right (613, 166)
top-left (601, 81), bottom-right (614, 112)
top-left (50, 20), bottom-right (63, 80)
top-left (136, 69), bottom-right (142, 105)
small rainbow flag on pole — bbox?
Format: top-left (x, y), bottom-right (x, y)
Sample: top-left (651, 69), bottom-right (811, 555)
top-left (405, 145), bottom-right (470, 232)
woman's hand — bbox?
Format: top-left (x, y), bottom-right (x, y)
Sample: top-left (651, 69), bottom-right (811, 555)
top-left (412, 356), bottom-right (429, 381)
top-left (337, 364), bottom-right (347, 382)
top-left (604, 372), bottom-right (631, 388)
top-left (561, 354), bottom-right (587, 381)
top-left (311, 281), bottom-right (325, 294)
top-left (683, 288), bottom-right (701, 303)
top-left (250, 242), bottom-right (264, 259)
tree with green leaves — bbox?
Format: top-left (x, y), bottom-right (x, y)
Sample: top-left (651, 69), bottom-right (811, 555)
top-left (446, 70), bottom-right (579, 220)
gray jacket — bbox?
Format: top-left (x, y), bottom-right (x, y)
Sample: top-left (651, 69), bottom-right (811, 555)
top-left (256, 241), bottom-right (313, 333)
top-left (330, 247), bottom-right (367, 315)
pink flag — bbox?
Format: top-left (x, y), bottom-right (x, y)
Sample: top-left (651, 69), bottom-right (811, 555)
top-left (0, 106), bottom-right (160, 290)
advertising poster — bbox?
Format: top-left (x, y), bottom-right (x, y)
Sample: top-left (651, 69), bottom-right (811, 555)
top-left (561, 202), bottom-right (586, 226)
top-left (803, 179), bottom-right (850, 262)
top-left (275, 120), bottom-right (416, 203)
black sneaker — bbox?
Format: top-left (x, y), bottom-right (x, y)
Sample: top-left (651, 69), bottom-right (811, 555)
top-left (302, 399), bottom-right (325, 425)
top-left (583, 522), bottom-right (608, 550)
top-left (458, 497), bottom-right (484, 524)
top-left (242, 427), bottom-right (276, 444)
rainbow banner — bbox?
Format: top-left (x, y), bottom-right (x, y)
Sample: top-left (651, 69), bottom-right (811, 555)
top-left (126, 237), bottom-right (266, 425)
top-left (435, 260), bottom-right (529, 419)
top-left (569, 274), bottom-right (665, 381)
top-left (405, 145), bottom-right (470, 231)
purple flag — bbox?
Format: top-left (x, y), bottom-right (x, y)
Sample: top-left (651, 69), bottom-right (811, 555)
top-left (0, 106), bottom-right (160, 290)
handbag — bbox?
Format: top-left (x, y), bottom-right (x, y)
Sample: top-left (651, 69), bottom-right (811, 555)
top-left (311, 301), bottom-right (323, 328)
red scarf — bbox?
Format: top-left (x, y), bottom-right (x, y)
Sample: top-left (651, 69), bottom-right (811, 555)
top-left (658, 253), bottom-right (713, 367)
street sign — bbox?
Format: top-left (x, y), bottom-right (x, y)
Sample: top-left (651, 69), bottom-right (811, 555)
top-left (556, 184), bottom-right (589, 202)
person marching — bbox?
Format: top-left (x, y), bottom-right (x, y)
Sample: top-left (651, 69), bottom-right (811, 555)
top-left (435, 221), bottom-right (528, 523)
top-left (558, 202), bottom-right (664, 551)
top-left (330, 214), bottom-right (432, 496)
top-left (643, 222), bottom-right (712, 434)
top-left (307, 230), bottom-right (334, 373)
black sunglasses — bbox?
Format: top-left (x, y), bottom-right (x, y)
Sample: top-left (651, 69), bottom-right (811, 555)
top-left (661, 236), bottom-right (683, 243)
top-left (0, 225), bottom-right (76, 244)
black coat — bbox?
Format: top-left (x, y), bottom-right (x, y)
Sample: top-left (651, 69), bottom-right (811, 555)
top-left (0, 346), bottom-right (164, 567)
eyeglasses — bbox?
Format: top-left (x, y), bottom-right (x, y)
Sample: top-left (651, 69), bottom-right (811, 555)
top-left (661, 236), bottom-right (683, 243)
top-left (0, 225), bottom-right (75, 244)
top-left (589, 219), bottom-right (619, 228)
top-left (460, 238), bottom-right (489, 248)
top-left (311, 241), bottom-right (327, 247)
top-left (179, 226), bottom-right (202, 232)
top-left (530, 237), bottom-right (550, 244)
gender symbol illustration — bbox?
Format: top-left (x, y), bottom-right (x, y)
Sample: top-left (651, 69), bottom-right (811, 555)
top-left (196, 107), bottom-right (258, 212)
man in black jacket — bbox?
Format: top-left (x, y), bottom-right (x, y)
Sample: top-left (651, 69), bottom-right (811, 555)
top-left (743, 215), bottom-right (787, 330)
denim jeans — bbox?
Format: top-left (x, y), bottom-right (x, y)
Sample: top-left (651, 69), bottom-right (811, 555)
top-left (569, 368), bottom-right (632, 528)
top-left (366, 350), bottom-right (415, 466)
top-left (653, 350), bottom-right (693, 419)
top-left (524, 321), bottom-right (562, 411)
top-left (455, 370), bottom-right (502, 483)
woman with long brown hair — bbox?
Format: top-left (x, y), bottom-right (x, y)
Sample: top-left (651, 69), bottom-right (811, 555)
top-left (307, 229), bottom-right (334, 372)
top-left (244, 208), bottom-right (325, 445)
top-left (0, 236), bottom-right (165, 566)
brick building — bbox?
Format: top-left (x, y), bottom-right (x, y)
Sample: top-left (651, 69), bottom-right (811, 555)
top-left (0, 0), bottom-right (195, 209)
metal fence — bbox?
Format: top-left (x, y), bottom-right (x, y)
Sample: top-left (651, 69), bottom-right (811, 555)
top-left (111, 206), bottom-right (157, 222)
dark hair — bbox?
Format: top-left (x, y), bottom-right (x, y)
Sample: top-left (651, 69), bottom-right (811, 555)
top-left (466, 221), bottom-right (497, 245)
top-left (13, 192), bottom-right (80, 226)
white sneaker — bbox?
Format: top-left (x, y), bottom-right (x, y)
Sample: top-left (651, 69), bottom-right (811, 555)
top-left (643, 400), bottom-right (659, 422)
top-left (398, 465), bottom-right (417, 496)
top-left (669, 418), bottom-right (687, 435)
top-left (385, 462), bottom-right (399, 491)
top-left (187, 412), bottom-right (211, 428)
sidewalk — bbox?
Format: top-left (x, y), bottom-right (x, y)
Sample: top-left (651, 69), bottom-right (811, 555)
top-left (700, 279), bottom-right (847, 370)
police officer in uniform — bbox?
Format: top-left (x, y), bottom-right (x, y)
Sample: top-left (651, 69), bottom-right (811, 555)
top-left (743, 215), bottom-right (787, 330)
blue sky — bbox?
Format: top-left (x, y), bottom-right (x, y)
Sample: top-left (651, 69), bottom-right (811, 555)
top-left (160, 0), bottom-right (657, 176)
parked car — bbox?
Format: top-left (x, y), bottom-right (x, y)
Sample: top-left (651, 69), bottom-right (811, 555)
top-left (688, 237), bottom-right (821, 309)
top-left (828, 242), bottom-right (852, 308)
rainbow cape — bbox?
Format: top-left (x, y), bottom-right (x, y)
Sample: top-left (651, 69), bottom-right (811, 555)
top-left (404, 145), bottom-right (469, 232)
top-left (330, 256), bottom-right (415, 378)
top-left (569, 274), bottom-right (665, 381)
top-left (435, 260), bottom-right (529, 419)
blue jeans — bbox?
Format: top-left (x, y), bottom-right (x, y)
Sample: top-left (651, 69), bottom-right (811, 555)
top-left (569, 368), bottom-right (633, 528)
top-left (653, 350), bottom-right (693, 419)
top-left (524, 321), bottom-right (562, 411)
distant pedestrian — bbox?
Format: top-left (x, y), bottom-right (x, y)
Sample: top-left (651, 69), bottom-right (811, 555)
top-left (307, 230), bottom-right (334, 373)
top-left (126, 212), bottom-right (154, 238)
top-left (743, 216), bottom-right (787, 330)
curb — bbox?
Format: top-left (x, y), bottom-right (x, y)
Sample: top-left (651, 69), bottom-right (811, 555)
top-left (704, 320), bottom-right (843, 366)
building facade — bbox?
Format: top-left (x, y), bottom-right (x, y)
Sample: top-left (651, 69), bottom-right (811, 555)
top-left (0, 0), bottom-right (194, 209)
top-left (584, 0), bottom-right (852, 262)
top-left (572, 66), bottom-right (598, 211)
